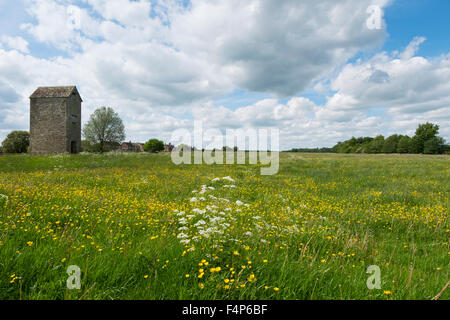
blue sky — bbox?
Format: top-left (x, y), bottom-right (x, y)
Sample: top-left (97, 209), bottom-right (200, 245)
top-left (0, 0), bottom-right (449, 149)
top-left (383, 0), bottom-right (450, 57)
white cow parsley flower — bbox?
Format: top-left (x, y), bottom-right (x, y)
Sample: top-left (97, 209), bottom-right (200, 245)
top-left (192, 208), bottom-right (206, 215)
top-left (177, 233), bottom-right (189, 239)
top-left (194, 220), bottom-right (206, 227)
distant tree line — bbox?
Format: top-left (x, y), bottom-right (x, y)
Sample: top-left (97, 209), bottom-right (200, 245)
top-left (2, 118), bottom-right (448, 156)
top-left (332, 123), bottom-right (448, 155)
top-left (286, 123), bottom-right (448, 155)
top-left (287, 147), bottom-right (335, 153)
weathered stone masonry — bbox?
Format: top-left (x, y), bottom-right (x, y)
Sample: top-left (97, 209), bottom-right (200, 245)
top-left (30, 86), bottom-right (82, 155)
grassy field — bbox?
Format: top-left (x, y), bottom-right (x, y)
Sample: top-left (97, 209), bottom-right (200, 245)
top-left (0, 152), bottom-right (448, 300)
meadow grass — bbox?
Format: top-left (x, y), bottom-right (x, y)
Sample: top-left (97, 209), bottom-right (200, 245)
top-left (0, 152), bottom-right (448, 300)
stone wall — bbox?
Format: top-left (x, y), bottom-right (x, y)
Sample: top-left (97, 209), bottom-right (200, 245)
top-left (65, 93), bottom-right (82, 153)
top-left (30, 96), bottom-right (81, 154)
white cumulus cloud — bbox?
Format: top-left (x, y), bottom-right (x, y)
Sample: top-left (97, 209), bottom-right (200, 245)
top-left (0, 0), bottom-right (449, 148)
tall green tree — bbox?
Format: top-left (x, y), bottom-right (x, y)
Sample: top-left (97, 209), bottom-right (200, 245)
top-left (396, 135), bottom-right (412, 154)
top-left (423, 136), bottom-right (445, 154)
top-left (382, 134), bottom-right (400, 153)
top-left (83, 107), bottom-right (125, 153)
top-left (366, 135), bottom-right (385, 154)
top-left (1, 131), bottom-right (30, 154)
top-left (144, 139), bottom-right (164, 153)
top-left (412, 122), bottom-right (440, 154)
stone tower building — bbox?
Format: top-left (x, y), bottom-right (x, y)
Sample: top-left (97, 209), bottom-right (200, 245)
top-left (30, 86), bottom-right (82, 154)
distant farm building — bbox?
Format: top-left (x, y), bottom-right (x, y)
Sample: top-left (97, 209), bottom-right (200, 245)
top-left (30, 86), bottom-right (82, 154)
top-left (121, 142), bottom-right (144, 152)
top-left (164, 143), bottom-right (175, 152)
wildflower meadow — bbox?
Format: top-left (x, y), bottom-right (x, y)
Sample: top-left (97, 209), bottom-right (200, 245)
top-left (0, 152), bottom-right (448, 300)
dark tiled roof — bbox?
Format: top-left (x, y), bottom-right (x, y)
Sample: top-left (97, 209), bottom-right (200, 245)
top-left (30, 86), bottom-right (82, 100)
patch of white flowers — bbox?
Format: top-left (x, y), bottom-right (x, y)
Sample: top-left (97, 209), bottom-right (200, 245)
top-left (211, 176), bottom-right (235, 183)
top-left (174, 176), bottom-right (248, 249)
top-left (172, 176), bottom-right (284, 253)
